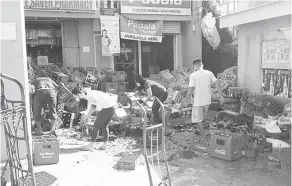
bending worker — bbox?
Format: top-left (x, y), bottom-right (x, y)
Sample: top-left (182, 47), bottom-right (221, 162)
top-left (29, 77), bottom-right (59, 135)
top-left (133, 74), bottom-right (168, 124)
top-left (72, 87), bottom-right (118, 151)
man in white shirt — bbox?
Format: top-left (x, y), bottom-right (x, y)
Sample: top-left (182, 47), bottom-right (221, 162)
top-left (72, 87), bottom-right (118, 151)
top-left (183, 59), bottom-right (217, 138)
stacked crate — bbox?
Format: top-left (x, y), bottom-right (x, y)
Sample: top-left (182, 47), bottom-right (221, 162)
top-left (57, 84), bottom-right (79, 128)
top-left (101, 71), bottom-right (127, 94)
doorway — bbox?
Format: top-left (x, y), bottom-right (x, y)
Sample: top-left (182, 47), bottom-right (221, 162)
top-left (141, 35), bottom-right (174, 77)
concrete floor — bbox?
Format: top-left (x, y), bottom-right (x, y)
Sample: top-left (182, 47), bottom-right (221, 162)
top-left (1, 129), bottom-right (291, 186)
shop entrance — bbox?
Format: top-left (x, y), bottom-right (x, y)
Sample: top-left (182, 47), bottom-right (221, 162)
top-left (25, 21), bottom-right (63, 66)
top-left (141, 35), bottom-right (174, 77)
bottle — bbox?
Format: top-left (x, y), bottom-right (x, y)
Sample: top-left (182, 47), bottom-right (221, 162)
top-left (270, 74), bottom-right (274, 95)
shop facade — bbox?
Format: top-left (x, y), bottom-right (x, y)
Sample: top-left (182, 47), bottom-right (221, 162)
top-left (219, 1), bottom-right (291, 95)
top-left (23, 0), bottom-right (202, 89)
top-left (116, 0), bottom-right (202, 89)
top-left (24, 0), bottom-right (116, 68)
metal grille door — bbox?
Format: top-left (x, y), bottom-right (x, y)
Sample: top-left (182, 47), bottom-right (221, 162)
top-left (61, 20), bottom-right (79, 67)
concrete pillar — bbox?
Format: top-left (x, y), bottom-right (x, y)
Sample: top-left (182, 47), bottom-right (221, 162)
top-left (1, 0), bottom-right (32, 161)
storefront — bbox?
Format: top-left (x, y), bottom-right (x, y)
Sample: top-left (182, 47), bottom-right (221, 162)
top-left (115, 0), bottom-right (202, 90)
top-left (24, 0), bottom-right (109, 68)
top-left (219, 1), bottom-right (291, 95)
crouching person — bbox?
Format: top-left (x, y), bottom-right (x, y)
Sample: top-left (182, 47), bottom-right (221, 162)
top-left (30, 77), bottom-right (59, 135)
top-left (72, 87), bottom-right (117, 151)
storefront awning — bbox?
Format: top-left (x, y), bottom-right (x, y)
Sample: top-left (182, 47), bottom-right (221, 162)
top-left (219, 1), bottom-right (292, 29)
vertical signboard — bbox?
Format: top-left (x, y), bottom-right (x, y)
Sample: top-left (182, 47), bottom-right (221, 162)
top-left (262, 40), bottom-right (291, 98)
top-left (100, 8), bottom-right (120, 56)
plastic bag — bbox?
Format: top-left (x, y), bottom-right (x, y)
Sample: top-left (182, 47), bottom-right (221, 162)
top-left (201, 12), bottom-right (221, 50)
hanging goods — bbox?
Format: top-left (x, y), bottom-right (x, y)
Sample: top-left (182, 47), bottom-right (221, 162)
top-left (201, 12), bottom-right (221, 50)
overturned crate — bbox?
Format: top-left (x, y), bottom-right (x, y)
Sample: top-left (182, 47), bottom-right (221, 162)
top-left (117, 154), bottom-right (143, 170)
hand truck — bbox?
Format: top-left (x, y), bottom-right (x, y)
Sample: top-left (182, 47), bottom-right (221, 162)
top-left (0, 73), bottom-right (36, 186)
top-left (134, 96), bottom-right (172, 186)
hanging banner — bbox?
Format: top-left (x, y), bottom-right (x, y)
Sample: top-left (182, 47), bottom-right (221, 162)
top-left (120, 0), bottom-right (191, 15)
top-left (100, 8), bottom-right (120, 56)
top-left (262, 40), bottom-right (291, 69)
top-left (262, 68), bottom-right (291, 98)
top-left (120, 16), bottom-right (163, 43)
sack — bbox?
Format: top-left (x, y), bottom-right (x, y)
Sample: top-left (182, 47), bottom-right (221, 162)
top-left (201, 13), bottom-right (221, 50)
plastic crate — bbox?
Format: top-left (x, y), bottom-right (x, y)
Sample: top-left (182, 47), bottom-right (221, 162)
top-left (49, 71), bottom-right (69, 84)
top-left (64, 82), bottom-right (78, 92)
top-left (61, 112), bottom-right (75, 128)
top-left (117, 154), bottom-right (142, 170)
top-left (64, 95), bottom-right (79, 112)
top-left (101, 82), bottom-right (118, 93)
top-left (118, 82), bottom-right (128, 92)
top-left (86, 67), bottom-right (98, 75)
top-left (111, 71), bottom-right (126, 82)
top-left (166, 116), bottom-right (192, 128)
top-left (32, 135), bottom-right (59, 165)
top-left (70, 70), bottom-right (86, 84)
top-left (57, 85), bottom-right (72, 103)
top-left (191, 135), bottom-right (211, 153)
top-left (131, 116), bottom-right (142, 126)
top-left (146, 128), bottom-right (163, 147)
top-left (210, 132), bottom-right (242, 161)
top-left (19, 171), bottom-right (58, 186)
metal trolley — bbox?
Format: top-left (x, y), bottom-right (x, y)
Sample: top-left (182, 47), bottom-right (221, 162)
top-left (134, 97), bottom-right (172, 186)
top-left (0, 73), bottom-right (36, 186)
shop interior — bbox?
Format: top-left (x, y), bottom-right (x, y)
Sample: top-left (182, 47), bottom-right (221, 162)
top-left (114, 35), bottom-right (174, 90)
top-left (25, 20), bottom-right (63, 65)
top-left (141, 35), bottom-right (174, 77)
top-left (114, 39), bottom-right (139, 90)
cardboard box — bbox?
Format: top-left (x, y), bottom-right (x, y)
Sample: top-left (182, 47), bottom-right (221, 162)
top-left (111, 71), bottom-right (126, 82)
top-left (117, 154), bottom-right (142, 170)
top-left (33, 135), bottom-right (59, 165)
top-left (210, 132), bottom-right (242, 161)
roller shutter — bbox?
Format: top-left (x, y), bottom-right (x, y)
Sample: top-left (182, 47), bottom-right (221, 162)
top-left (163, 22), bottom-right (181, 34)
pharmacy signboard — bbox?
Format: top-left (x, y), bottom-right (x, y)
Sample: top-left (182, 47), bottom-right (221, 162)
top-left (24, 0), bottom-right (96, 12)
